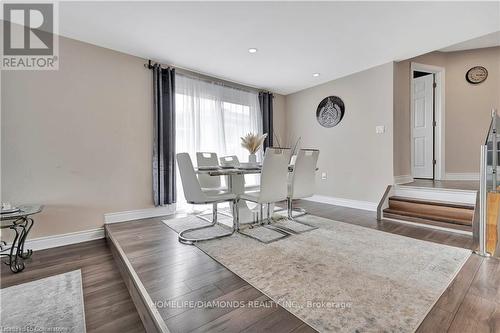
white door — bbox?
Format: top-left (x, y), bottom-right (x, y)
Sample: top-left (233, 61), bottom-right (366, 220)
top-left (411, 74), bottom-right (434, 179)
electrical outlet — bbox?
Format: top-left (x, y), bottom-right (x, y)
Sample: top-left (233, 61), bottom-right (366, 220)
top-left (375, 125), bottom-right (385, 134)
top-left (321, 172), bottom-right (327, 180)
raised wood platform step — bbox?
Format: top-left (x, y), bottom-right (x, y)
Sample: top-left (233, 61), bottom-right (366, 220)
top-left (105, 218), bottom-right (315, 333)
top-left (383, 195), bottom-right (474, 231)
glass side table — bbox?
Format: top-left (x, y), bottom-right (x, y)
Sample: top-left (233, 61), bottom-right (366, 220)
top-left (1, 205), bottom-right (42, 273)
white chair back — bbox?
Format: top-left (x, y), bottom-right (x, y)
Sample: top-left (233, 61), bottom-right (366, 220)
top-left (177, 153), bottom-right (206, 203)
top-left (196, 152), bottom-right (221, 189)
top-left (220, 155), bottom-right (240, 168)
top-left (289, 149), bottom-right (319, 199)
top-left (259, 148), bottom-right (291, 203)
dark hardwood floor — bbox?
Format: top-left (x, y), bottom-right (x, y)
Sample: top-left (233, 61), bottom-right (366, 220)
top-left (106, 216), bottom-right (315, 333)
top-left (2, 200), bottom-right (500, 332)
top-left (0, 239), bottom-right (145, 333)
top-left (294, 199), bottom-right (474, 249)
top-left (290, 200), bottom-right (500, 333)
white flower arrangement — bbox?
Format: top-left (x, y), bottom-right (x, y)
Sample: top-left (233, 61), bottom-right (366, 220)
top-left (240, 133), bottom-right (268, 154)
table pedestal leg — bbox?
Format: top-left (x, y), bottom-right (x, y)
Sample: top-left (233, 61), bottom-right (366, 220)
top-left (229, 174), bottom-right (253, 225)
top-left (1, 216), bottom-right (34, 273)
top-left (228, 174), bottom-right (277, 226)
top-left (17, 217), bottom-right (34, 259)
top-left (2, 224), bottom-right (25, 273)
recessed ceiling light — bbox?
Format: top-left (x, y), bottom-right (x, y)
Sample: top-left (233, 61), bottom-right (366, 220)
top-left (248, 48), bottom-right (258, 54)
top-left (312, 73), bottom-right (320, 77)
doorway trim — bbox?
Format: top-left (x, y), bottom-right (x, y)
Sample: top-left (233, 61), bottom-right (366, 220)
top-left (410, 62), bottom-right (446, 180)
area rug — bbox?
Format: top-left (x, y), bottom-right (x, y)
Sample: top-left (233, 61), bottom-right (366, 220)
top-left (0, 270), bottom-right (86, 333)
top-left (163, 214), bottom-right (471, 332)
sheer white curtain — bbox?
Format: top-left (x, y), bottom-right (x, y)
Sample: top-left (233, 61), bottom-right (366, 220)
top-left (175, 74), bottom-right (262, 204)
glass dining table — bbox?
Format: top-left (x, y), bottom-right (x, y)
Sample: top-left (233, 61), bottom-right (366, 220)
top-left (195, 165), bottom-right (267, 224)
top-left (1, 204), bottom-right (42, 273)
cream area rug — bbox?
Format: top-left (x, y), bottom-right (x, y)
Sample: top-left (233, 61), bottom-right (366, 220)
top-left (0, 270), bottom-right (86, 333)
top-left (163, 214), bottom-right (471, 332)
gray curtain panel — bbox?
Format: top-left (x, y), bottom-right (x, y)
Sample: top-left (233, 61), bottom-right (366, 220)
top-left (153, 65), bottom-right (176, 206)
top-left (259, 92), bottom-right (274, 149)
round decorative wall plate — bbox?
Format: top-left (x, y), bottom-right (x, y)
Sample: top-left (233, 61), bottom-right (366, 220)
top-left (316, 96), bottom-right (345, 128)
top-left (466, 66), bottom-right (488, 84)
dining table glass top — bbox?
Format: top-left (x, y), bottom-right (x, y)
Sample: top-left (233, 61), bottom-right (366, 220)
top-left (1, 205), bottom-right (43, 222)
top-left (195, 164), bottom-right (303, 176)
top-left (195, 165), bottom-right (263, 176)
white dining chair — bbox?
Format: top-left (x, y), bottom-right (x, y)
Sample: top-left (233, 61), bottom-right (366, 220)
top-left (238, 148), bottom-right (291, 242)
top-left (287, 149), bottom-right (320, 226)
top-left (196, 152), bottom-right (226, 193)
top-left (177, 153), bottom-right (239, 244)
top-left (195, 152), bottom-right (233, 222)
top-left (219, 155), bottom-right (240, 168)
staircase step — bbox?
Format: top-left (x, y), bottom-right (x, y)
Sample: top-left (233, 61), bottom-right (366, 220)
top-left (387, 196), bottom-right (474, 224)
top-left (394, 185), bottom-right (477, 205)
top-left (383, 211), bottom-right (472, 232)
top-left (389, 196), bottom-right (475, 210)
top-left (383, 208), bottom-right (472, 226)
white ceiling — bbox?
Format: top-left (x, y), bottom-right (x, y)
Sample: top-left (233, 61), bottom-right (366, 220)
top-left (59, 2), bottom-right (500, 95)
top-left (440, 31), bottom-right (500, 52)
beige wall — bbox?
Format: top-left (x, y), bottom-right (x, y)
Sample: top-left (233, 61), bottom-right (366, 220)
top-left (1, 36), bottom-right (289, 239)
top-left (393, 47), bottom-right (500, 176)
top-left (285, 62), bottom-right (394, 203)
top-left (446, 47), bottom-right (500, 173)
top-left (1, 36), bottom-right (154, 239)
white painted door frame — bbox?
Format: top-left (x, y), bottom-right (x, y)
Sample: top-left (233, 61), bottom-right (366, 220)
top-left (410, 62), bottom-right (445, 180)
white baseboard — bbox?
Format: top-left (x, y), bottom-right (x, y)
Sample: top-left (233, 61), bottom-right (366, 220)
top-left (445, 173), bottom-right (480, 181)
top-left (21, 228), bottom-right (105, 251)
top-left (104, 204), bottom-right (176, 224)
top-left (304, 195), bottom-right (378, 212)
top-left (394, 175), bottom-right (414, 184)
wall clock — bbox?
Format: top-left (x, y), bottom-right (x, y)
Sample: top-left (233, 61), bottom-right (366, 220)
top-left (466, 66), bottom-right (488, 84)
top-left (316, 96), bottom-right (345, 128)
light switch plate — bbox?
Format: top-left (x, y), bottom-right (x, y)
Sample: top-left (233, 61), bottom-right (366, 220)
top-left (321, 172), bottom-right (327, 180)
top-left (375, 125), bottom-right (385, 134)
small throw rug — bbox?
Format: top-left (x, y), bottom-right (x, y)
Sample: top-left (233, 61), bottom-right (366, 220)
top-left (163, 214), bottom-right (471, 332)
top-left (0, 270), bottom-right (86, 333)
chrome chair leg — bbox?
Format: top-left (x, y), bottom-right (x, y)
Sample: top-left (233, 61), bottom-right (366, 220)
top-left (179, 201), bottom-right (236, 245)
top-left (287, 198), bottom-right (307, 219)
top-left (213, 203), bottom-right (218, 224)
top-left (196, 202), bottom-right (232, 223)
top-left (278, 198), bottom-right (318, 233)
top-left (267, 203), bottom-right (272, 224)
top-left (237, 218), bottom-right (290, 244)
top-left (233, 199), bottom-right (240, 231)
top-left (236, 200), bottom-right (290, 243)
top-left (287, 198), bottom-right (293, 219)
top-left (273, 201), bottom-right (306, 218)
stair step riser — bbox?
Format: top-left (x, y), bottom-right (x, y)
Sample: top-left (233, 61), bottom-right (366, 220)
top-left (383, 208), bottom-right (472, 226)
top-left (383, 212), bottom-right (472, 232)
top-left (389, 196), bottom-right (474, 210)
top-left (388, 200), bottom-right (473, 223)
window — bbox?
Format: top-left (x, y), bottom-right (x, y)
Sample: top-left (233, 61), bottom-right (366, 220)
top-left (175, 74), bottom-right (262, 204)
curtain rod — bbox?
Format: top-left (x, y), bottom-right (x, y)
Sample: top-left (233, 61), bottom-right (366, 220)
top-left (144, 59), bottom-right (272, 95)
top-left (144, 59), bottom-right (172, 70)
